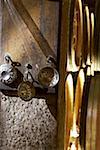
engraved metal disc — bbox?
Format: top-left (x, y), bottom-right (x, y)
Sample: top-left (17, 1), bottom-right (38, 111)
top-left (38, 67), bottom-right (59, 87)
top-left (18, 81), bottom-right (35, 101)
top-left (0, 63), bottom-right (17, 84)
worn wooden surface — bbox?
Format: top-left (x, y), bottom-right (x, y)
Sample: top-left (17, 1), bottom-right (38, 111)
top-left (2, 0), bottom-right (59, 67)
top-left (57, 0), bottom-right (72, 149)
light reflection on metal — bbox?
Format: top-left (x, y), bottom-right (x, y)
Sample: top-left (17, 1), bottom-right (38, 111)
top-left (0, 54), bottom-right (21, 84)
top-left (38, 66), bottom-right (59, 88)
top-left (38, 55), bottom-right (59, 88)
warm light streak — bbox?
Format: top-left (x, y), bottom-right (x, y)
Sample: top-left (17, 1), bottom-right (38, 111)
top-left (66, 74), bottom-right (74, 113)
top-left (85, 6), bottom-right (91, 66)
top-left (65, 74), bottom-right (74, 150)
top-left (71, 143), bottom-right (77, 150)
top-left (73, 69), bottom-right (85, 130)
top-left (87, 66), bottom-right (91, 76)
top-left (70, 129), bottom-right (79, 138)
top-left (71, 48), bottom-right (79, 72)
top-left (90, 13), bottom-right (94, 75)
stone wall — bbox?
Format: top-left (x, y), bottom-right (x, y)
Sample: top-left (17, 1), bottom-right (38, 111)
top-left (0, 93), bottom-right (57, 150)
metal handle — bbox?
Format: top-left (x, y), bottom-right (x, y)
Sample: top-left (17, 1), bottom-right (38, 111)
top-left (4, 54), bottom-right (21, 67)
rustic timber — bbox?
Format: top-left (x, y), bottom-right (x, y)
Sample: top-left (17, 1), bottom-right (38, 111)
top-left (80, 75), bottom-right (91, 150)
top-left (65, 74), bottom-right (74, 149)
top-left (0, 0), bottom-right (3, 62)
top-left (83, 6), bottom-right (91, 66)
top-left (57, 0), bottom-right (72, 149)
top-left (5, 0), bottom-right (56, 59)
top-left (67, 0), bottom-right (83, 72)
top-left (96, 74), bottom-right (100, 150)
top-left (86, 73), bottom-right (99, 150)
top-left (66, 69), bottom-right (85, 150)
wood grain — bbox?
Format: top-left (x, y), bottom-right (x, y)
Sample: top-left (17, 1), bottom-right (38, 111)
top-left (57, 0), bottom-right (72, 149)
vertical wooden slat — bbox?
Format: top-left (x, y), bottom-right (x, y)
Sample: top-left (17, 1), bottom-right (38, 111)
top-left (0, 0), bottom-right (3, 62)
top-left (57, 0), bottom-right (72, 149)
top-left (95, 75), bottom-right (100, 150)
top-left (65, 74), bottom-right (74, 149)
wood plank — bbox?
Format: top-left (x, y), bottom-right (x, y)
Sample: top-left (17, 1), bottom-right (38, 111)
top-left (0, 0), bottom-right (3, 63)
top-left (57, 0), bottom-right (72, 149)
top-left (9, 0), bottom-right (56, 59)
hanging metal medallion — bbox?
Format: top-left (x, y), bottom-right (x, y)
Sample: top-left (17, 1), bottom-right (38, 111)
top-left (18, 64), bottom-right (36, 101)
top-left (38, 66), bottom-right (59, 88)
top-left (0, 55), bottom-right (21, 85)
top-left (18, 81), bottom-right (35, 101)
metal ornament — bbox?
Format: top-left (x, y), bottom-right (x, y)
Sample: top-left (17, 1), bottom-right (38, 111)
top-left (18, 64), bottom-right (35, 101)
top-left (38, 66), bottom-right (59, 88)
top-left (18, 81), bottom-right (35, 101)
top-left (0, 55), bottom-right (20, 84)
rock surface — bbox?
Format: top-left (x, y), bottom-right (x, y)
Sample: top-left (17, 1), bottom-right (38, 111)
top-left (0, 93), bottom-right (57, 150)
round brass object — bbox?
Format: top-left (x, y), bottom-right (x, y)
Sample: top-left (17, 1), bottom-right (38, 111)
top-left (38, 67), bottom-right (59, 87)
top-left (18, 81), bottom-right (35, 101)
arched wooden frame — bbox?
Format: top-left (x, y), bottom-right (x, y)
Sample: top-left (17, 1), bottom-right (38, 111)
top-left (83, 6), bottom-right (91, 66)
top-left (90, 13), bottom-right (95, 74)
top-left (67, 0), bottom-right (83, 72)
top-left (65, 74), bottom-right (74, 149)
top-left (65, 69), bottom-right (85, 150)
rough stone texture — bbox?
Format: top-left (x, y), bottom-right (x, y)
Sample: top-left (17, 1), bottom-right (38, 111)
top-left (0, 93), bottom-right (57, 150)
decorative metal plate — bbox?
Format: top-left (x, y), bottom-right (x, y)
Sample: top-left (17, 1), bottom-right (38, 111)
top-left (18, 81), bottom-right (36, 101)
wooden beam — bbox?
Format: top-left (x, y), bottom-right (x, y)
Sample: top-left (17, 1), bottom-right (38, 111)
top-left (57, 0), bottom-right (72, 149)
top-left (4, 0), bottom-right (56, 59)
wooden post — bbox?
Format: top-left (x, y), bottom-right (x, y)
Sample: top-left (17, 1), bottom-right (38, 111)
top-left (57, 0), bottom-right (72, 149)
top-left (0, 0), bottom-right (3, 61)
